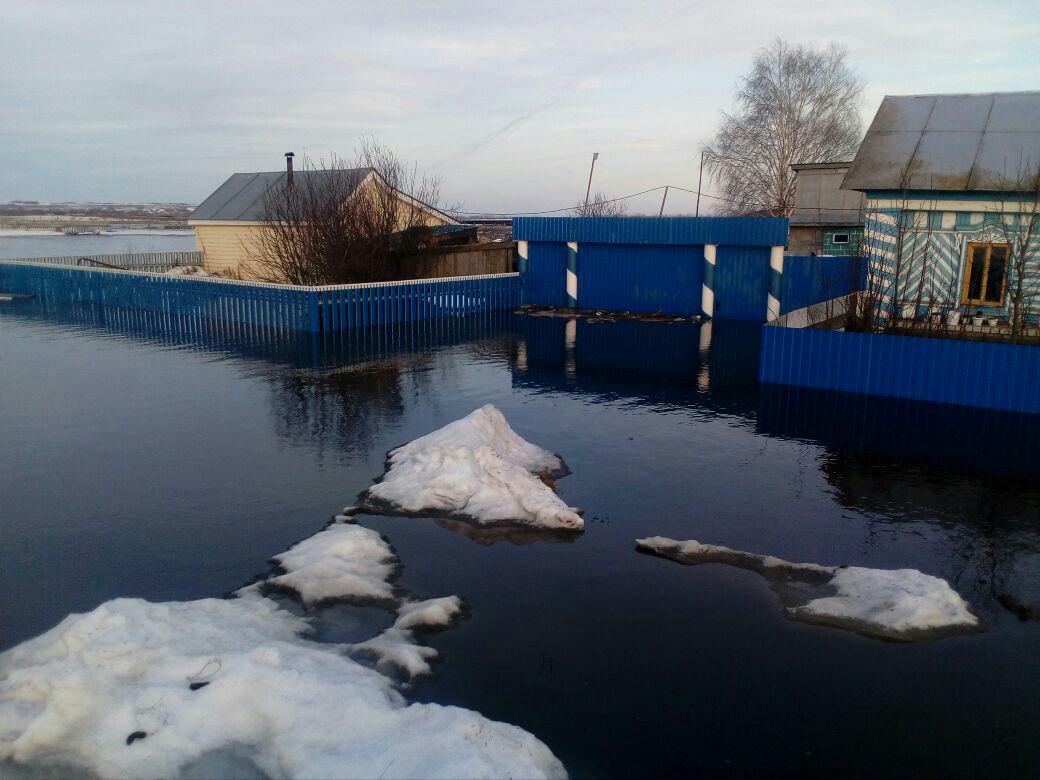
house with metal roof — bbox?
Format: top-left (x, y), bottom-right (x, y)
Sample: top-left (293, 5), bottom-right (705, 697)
top-left (788, 162), bottom-right (864, 256)
top-left (843, 91), bottom-right (1040, 325)
top-left (190, 156), bottom-right (458, 279)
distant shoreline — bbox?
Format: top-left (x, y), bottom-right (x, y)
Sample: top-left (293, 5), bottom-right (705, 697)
top-left (0, 228), bottom-right (194, 238)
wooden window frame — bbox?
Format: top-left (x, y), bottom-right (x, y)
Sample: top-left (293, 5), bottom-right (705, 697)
top-left (960, 242), bottom-right (1010, 307)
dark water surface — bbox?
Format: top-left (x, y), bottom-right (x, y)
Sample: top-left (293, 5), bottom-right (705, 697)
top-left (2, 301), bottom-right (1039, 778)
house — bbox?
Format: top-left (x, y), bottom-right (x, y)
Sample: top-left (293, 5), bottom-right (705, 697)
top-left (788, 162), bottom-right (864, 255)
top-left (843, 91), bottom-right (1040, 322)
top-left (190, 155), bottom-right (458, 279)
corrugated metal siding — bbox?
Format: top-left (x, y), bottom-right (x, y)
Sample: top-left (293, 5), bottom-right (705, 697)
top-left (0, 261), bottom-right (521, 335)
top-left (525, 241), bottom-right (568, 307)
top-left (579, 243), bottom-right (702, 315)
top-left (759, 326), bottom-right (1040, 414)
top-left (512, 217), bottom-right (788, 247)
top-left (780, 255), bottom-right (865, 314)
top-left (712, 246), bottom-right (770, 321)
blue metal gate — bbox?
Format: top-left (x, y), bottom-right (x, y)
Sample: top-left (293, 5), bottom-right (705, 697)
top-left (712, 246), bottom-right (769, 322)
top-left (525, 242), bottom-right (568, 307)
top-left (579, 243), bottom-right (702, 315)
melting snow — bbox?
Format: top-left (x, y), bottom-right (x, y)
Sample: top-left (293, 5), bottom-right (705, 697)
top-left (346, 596), bottom-right (464, 679)
top-left (361, 405), bottom-right (583, 530)
top-left (636, 536), bottom-right (979, 640)
top-left (0, 594), bottom-right (565, 779)
top-left (267, 524), bottom-right (397, 605)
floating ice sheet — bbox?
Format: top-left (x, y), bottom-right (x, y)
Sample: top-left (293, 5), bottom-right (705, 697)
top-left (636, 536), bottom-right (979, 641)
top-left (267, 524), bottom-right (397, 605)
top-left (361, 405), bottom-right (583, 530)
top-left (0, 595), bottom-right (566, 780)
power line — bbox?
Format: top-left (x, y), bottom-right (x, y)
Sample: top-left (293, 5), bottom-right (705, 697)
top-left (454, 184), bottom-right (866, 219)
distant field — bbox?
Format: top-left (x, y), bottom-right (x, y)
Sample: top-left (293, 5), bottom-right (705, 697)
top-left (0, 201), bottom-right (194, 230)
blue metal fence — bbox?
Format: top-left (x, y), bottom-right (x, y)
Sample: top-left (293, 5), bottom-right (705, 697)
top-left (578, 243), bottom-right (703, 315)
top-left (780, 255), bottom-right (865, 314)
top-left (759, 325), bottom-right (1040, 414)
top-left (0, 260), bottom-right (522, 334)
top-left (525, 242), bottom-right (568, 308)
top-left (513, 217), bottom-right (798, 321)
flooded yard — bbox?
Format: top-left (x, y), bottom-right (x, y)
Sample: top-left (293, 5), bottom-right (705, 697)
top-left (1, 301), bottom-right (1039, 778)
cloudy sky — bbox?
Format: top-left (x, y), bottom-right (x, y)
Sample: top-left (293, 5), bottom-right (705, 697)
top-left (2, 0), bottom-right (1038, 214)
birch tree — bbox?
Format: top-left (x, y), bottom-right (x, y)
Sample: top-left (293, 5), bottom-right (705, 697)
top-left (704, 40), bottom-right (864, 216)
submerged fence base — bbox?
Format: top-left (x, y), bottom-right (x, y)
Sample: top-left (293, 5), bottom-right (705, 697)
top-left (0, 260), bottom-right (522, 334)
top-left (760, 325), bottom-right (1040, 414)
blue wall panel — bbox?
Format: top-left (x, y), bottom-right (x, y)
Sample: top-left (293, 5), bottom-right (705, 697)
top-left (712, 246), bottom-right (769, 321)
top-left (525, 241), bottom-right (568, 307)
top-left (513, 216), bottom-right (789, 247)
top-left (760, 326), bottom-right (1040, 414)
top-left (780, 255), bottom-right (865, 314)
top-left (579, 243), bottom-right (702, 315)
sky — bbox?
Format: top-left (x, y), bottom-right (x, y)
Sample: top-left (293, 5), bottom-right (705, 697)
top-left (2, 0), bottom-right (1039, 215)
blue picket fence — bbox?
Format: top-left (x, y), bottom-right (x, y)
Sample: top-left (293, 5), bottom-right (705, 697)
top-left (0, 260), bottom-right (522, 334)
top-left (759, 325), bottom-right (1040, 414)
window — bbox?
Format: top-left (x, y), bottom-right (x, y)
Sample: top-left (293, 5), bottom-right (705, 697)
top-left (831, 233), bottom-right (850, 244)
top-left (960, 243), bottom-right (1010, 306)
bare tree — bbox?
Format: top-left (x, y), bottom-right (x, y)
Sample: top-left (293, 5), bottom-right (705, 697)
top-left (704, 40), bottom-right (864, 216)
top-left (571, 191), bottom-right (628, 217)
top-left (247, 140), bottom-right (445, 285)
top-left (996, 164), bottom-right (1040, 342)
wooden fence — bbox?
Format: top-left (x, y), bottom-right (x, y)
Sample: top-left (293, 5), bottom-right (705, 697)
top-left (0, 259), bottom-right (522, 334)
top-left (405, 242), bottom-right (516, 279)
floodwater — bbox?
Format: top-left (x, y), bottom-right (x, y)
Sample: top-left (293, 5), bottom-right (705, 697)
top-left (0, 231), bottom-right (195, 259)
top-left (1, 298), bottom-right (1039, 779)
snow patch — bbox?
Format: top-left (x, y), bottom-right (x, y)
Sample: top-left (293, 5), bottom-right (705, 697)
top-left (268, 524), bottom-right (397, 605)
top-left (395, 596), bottom-right (464, 630)
top-left (165, 265), bottom-right (211, 277)
top-left (0, 597), bottom-right (566, 779)
top-left (346, 597), bottom-right (464, 678)
top-left (361, 405), bottom-right (583, 531)
top-left (636, 536), bottom-right (979, 641)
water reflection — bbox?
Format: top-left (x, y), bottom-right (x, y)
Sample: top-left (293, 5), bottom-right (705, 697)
top-left (511, 315), bottom-right (763, 417)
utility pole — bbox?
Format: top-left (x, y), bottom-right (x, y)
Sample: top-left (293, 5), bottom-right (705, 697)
top-left (658, 186), bottom-right (669, 217)
top-left (695, 151), bottom-right (705, 217)
top-left (583, 152), bottom-right (599, 214)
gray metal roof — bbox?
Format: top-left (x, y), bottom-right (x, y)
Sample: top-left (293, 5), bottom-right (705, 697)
top-left (842, 92), bottom-right (1040, 192)
top-left (191, 168), bottom-right (371, 221)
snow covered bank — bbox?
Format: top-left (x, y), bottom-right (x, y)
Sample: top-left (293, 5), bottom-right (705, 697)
top-left (165, 265), bottom-right (211, 277)
top-left (361, 405), bottom-right (583, 531)
top-left (267, 524), bottom-right (397, 605)
top-left (636, 536), bottom-right (979, 641)
top-left (0, 595), bottom-right (566, 780)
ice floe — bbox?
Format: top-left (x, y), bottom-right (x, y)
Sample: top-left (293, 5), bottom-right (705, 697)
top-left (360, 405), bottom-right (583, 531)
top-left (0, 595), bottom-right (565, 780)
top-left (267, 524), bottom-right (397, 605)
top-left (346, 596), bottom-right (464, 678)
top-left (395, 596), bottom-right (464, 630)
top-left (636, 536), bottom-right (979, 641)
